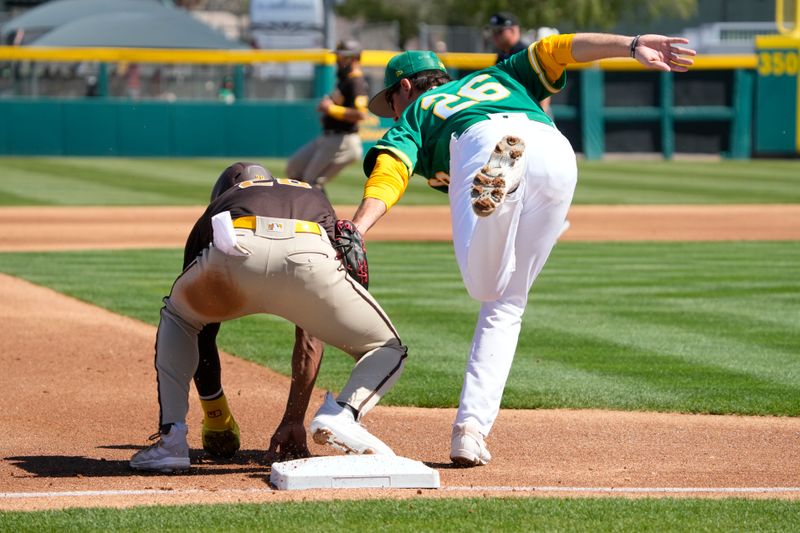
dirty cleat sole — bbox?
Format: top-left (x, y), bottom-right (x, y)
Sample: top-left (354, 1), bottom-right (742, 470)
top-left (471, 135), bottom-right (525, 217)
top-left (309, 392), bottom-right (395, 456)
top-left (202, 418), bottom-right (241, 459)
top-left (312, 427), bottom-right (377, 455)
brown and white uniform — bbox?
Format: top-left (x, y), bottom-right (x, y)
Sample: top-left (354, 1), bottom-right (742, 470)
top-left (286, 67), bottom-right (368, 188)
top-left (156, 177), bottom-right (406, 426)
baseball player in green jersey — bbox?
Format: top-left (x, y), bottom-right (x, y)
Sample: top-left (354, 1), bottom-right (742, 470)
top-left (350, 33), bottom-right (695, 466)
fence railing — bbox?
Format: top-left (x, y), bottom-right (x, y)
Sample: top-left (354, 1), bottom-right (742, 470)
top-left (0, 46), bottom-right (759, 159)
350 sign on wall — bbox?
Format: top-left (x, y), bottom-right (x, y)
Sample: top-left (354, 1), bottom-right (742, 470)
top-left (758, 50), bottom-right (800, 76)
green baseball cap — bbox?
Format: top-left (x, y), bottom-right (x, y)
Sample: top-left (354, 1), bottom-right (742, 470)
top-left (368, 50), bottom-right (447, 118)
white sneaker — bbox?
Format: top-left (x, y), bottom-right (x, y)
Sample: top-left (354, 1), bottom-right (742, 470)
top-left (310, 392), bottom-right (395, 456)
top-left (470, 135), bottom-right (526, 217)
top-left (450, 420), bottom-right (491, 467)
top-left (130, 423), bottom-right (190, 473)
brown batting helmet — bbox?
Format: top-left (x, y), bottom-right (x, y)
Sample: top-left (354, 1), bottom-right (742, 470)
top-left (210, 161), bottom-right (273, 202)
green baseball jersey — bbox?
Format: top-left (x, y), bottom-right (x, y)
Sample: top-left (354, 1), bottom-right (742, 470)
top-left (364, 44), bottom-right (567, 192)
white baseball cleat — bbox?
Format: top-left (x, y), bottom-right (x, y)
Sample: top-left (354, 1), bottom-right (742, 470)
top-left (310, 392), bottom-right (395, 456)
top-left (450, 420), bottom-right (492, 467)
top-left (130, 422), bottom-right (190, 473)
top-left (471, 135), bottom-right (526, 217)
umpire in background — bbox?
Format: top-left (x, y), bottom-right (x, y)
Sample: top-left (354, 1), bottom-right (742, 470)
top-left (286, 39), bottom-right (369, 195)
top-left (130, 162), bottom-right (407, 473)
top-left (489, 12), bottom-right (527, 62)
top-left (489, 12), bottom-right (553, 117)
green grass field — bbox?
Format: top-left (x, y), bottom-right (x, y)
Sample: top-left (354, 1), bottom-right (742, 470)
top-left (1, 497), bottom-right (799, 532)
top-left (1, 157), bottom-right (798, 529)
top-left (0, 241), bottom-right (797, 415)
top-left (1, 157), bottom-right (799, 206)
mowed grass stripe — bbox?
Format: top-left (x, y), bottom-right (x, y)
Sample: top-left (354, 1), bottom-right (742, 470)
top-left (0, 241), bottom-right (797, 416)
top-left (1, 496), bottom-right (799, 532)
top-left (505, 340), bottom-right (798, 414)
top-left (0, 158), bottom-right (211, 204)
top-left (0, 187), bottom-right (53, 206)
top-left (578, 172), bottom-right (798, 202)
top-left (577, 160), bottom-right (800, 203)
top-left (576, 170), bottom-right (799, 204)
top-left (0, 167), bottom-right (183, 205)
top-left (582, 160), bottom-right (800, 183)
top-left (1, 157), bottom-right (799, 206)
top-left (531, 243), bottom-right (799, 395)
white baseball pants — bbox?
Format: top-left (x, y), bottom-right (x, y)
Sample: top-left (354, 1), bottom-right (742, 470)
top-left (448, 114), bottom-right (577, 437)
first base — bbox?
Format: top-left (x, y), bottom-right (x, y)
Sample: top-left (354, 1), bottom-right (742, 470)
top-left (270, 455), bottom-right (440, 490)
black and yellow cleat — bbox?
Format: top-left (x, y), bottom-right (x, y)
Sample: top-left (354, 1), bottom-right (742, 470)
top-left (201, 417), bottom-right (241, 459)
top-left (200, 394), bottom-right (240, 459)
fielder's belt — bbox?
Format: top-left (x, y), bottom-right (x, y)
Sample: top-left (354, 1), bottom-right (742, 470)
top-left (232, 216), bottom-right (321, 235)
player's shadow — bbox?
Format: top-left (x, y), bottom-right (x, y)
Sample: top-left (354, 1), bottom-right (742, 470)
top-left (424, 461), bottom-right (468, 469)
top-left (6, 448), bottom-right (270, 478)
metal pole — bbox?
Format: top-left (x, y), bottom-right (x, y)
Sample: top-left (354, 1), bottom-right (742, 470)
top-left (323, 0), bottom-right (336, 49)
top-left (315, 0), bottom-right (336, 98)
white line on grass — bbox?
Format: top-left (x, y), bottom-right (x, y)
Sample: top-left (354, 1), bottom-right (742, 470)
top-left (2, 486), bottom-right (800, 499)
top-left (444, 486), bottom-right (800, 494)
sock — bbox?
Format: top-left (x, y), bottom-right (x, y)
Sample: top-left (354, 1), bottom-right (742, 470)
top-left (200, 394), bottom-right (234, 430)
top-left (337, 401), bottom-right (359, 420)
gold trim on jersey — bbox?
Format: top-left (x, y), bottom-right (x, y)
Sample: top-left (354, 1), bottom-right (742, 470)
top-left (372, 144), bottom-right (414, 176)
top-left (528, 34), bottom-right (575, 95)
top-left (528, 44), bottom-right (560, 94)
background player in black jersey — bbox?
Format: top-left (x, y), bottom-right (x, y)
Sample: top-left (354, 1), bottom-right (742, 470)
top-left (286, 40), bottom-right (369, 195)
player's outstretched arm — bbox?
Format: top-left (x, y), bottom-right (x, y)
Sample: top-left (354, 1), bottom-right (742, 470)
top-left (265, 326), bottom-right (324, 464)
top-left (354, 151), bottom-right (410, 234)
top-left (352, 197), bottom-right (388, 235)
top-left (571, 33), bottom-right (696, 72)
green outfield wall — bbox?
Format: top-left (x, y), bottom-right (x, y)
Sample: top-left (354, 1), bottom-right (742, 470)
top-left (755, 35), bottom-right (800, 155)
top-left (0, 47), bottom-right (769, 159)
top-left (0, 99), bottom-right (320, 157)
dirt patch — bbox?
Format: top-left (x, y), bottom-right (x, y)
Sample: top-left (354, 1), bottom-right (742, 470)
top-left (1, 204), bottom-right (799, 251)
top-left (1, 206), bottom-right (799, 510)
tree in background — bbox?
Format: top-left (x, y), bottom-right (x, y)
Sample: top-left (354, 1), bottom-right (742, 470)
top-left (336, 0), bottom-right (697, 48)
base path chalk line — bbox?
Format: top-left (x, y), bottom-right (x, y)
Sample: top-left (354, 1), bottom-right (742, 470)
top-left (444, 486), bottom-right (800, 494)
top-left (3, 486), bottom-right (800, 499)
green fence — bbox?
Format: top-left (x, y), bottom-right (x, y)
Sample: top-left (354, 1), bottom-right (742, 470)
top-left (556, 66), bottom-right (755, 159)
top-left (755, 35), bottom-right (800, 155)
top-left (0, 99), bottom-right (320, 157)
top-left (0, 47), bottom-right (760, 159)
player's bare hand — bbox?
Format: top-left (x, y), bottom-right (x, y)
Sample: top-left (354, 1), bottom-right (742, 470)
top-left (635, 35), bottom-right (696, 72)
top-left (264, 421), bottom-right (310, 464)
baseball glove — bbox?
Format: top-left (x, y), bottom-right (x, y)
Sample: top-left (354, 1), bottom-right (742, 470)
top-left (333, 220), bottom-right (369, 289)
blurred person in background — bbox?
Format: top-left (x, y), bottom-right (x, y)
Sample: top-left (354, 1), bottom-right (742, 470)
top-left (488, 12), bottom-right (553, 117)
top-left (286, 39), bottom-right (369, 196)
top-left (218, 76), bottom-right (235, 104)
